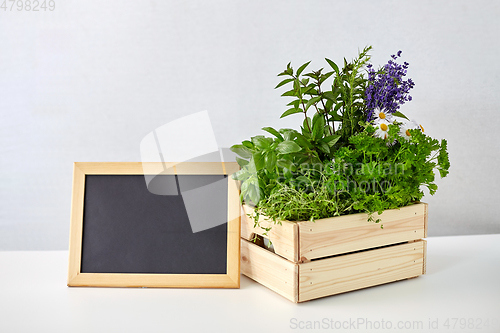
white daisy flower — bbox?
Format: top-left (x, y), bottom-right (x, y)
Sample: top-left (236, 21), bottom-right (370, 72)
top-left (373, 108), bottom-right (393, 123)
top-left (408, 119), bottom-right (424, 132)
top-left (374, 119), bottom-right (390, 139)
top-left (400, 125), bottom-right (412, 140)
top-left (400, 119), bottom-right (424, 141)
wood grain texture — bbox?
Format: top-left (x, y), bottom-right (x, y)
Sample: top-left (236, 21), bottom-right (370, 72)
top-left (175, 162), bottom-right (231, 175)
top-left (423, 202), bottom-right (428, 238)
top-left (226, 176), bottom-right (241, 288)
top-left (75, 162), bottom-right (239, 175)
top-left (68, 273), bottom-right (238, 288)
top-left (241, 205), bottom-right (298, 262)
top-left (67, 162), bottom-right (240, 288)
top-left (75, 162), bottom-right (174, 175)
top-left (423, 239), bottom-right (427, 275)
top-left (224, 162), bottom-right (240, 176)
top-left (298, 240), bottom-right (426, 302)
top-left (298, 203), bottom-right (427, 261)
top-left (240, 239), bottom-right (298, 302)
top-left (67, 163), bottom-right (85, 284)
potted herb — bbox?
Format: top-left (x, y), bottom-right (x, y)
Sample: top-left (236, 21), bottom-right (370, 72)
top-left (232, 47), bottom-right (450, 302)
top-left (232, 46), bottom-right (449, 228)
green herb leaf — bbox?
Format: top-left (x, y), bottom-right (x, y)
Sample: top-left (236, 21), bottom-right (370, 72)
top-left (294, 133), bottom-right (313, 149)
top-left (280, 108), bottom-right (302, 118)
top-left (393, 111), bottom-right (410, 120)
top-left (281, 89), bottom-right (296, 97)
top-left (302, 117), bottom-right (312, 135)
top-left (265, 152), bottom-right (277, 172)
top-left (251, 135), bottom-right (271, 150)
top-left (275, 78), bottom-right (294, 89)
top-left (279, 128), bottom-right (298, 141)
top-left (325, 58), bottom-right (339, 73)
top-left (312, 113), bottom-right (326, 140)
top-left (276, 141), bottom-right (302, 154)
top-left (286, 99), bottom-right (301, 108)
top-left (323, 91), bottom-right (336, 101)
top-left (252, 152), bottom-right (265, 170)
top-left (277, 159), bottom-right (293, 170)
top-left (262, 127), bottom-right (284, 141)
top-left (241, 140), bottom-right (254, 149)
top-left (230, 144), bottom-right (252, 159)
top-left (305, 96), bottom-right (321, 111)
top-left (317, 141), bottom-right (330, 154)
top-left (235, 157), bottom-right (249, 167)
top-left (297, 61), bottom-right (311, 76)
top-left (323, 135), bottom-right (340, 147)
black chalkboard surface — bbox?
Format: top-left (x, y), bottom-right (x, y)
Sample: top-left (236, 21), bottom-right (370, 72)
top-left (81, 174), bottom-right (228, 274)
top-left (68, 162), bottom-right (240, 288)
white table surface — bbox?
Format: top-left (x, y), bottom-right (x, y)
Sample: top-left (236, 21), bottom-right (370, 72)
top-left (1, 234), bottom-right (499, 333)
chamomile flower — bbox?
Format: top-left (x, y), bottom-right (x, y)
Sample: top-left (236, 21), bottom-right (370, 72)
top-left (400, 119), bottom-right (424, 140)
top-left (400, 124), bottom-right (413, 141)
top-left (374, 119), bottom-right (390, 139)
top-left (372, 108), bottom-right (394, 123)
top-left (407, 119), bottom-right (424, 131)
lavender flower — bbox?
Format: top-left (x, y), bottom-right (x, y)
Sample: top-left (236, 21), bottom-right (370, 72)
top-left (365, 51), bottom-right (415, 121)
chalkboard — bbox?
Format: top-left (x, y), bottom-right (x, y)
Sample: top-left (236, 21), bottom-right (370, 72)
top-left (68, 162), bottom-right (240, 288)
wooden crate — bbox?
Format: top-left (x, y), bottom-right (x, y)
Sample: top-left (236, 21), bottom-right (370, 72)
top-left (240, 203), bottom-right (427, 302)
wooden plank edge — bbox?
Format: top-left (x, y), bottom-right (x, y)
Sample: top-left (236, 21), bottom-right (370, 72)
top-left (241, 205), bottom-right (297, 262)
top-left (68, 273), bottom-right (239, 288)
top-left (297, 202), bottom-right (427, 227)
top-left (227, 175), bottom-right (241, 288)
top-left (422, 239), bottom-right (427, 275)
top-left (297, 241), bottom-right (425, 302)
top-left (293, 222), bottom-right (299, 263)
top-left (74, 162), bottom-right (238, 175)
top-left (423, 202), bottom-right (428, 238)
top-left (297, 203), bottom-right (427, 261)
top-left (241, 239), bottom-right (298, 303)
top-left (67, 163), bottom-right (85, 285)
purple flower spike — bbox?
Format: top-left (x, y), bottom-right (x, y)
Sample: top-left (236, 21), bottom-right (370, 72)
top-left (364, 51), bottom-right (415, 121)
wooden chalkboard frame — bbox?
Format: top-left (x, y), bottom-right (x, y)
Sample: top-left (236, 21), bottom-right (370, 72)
top-left (68, 162), bottom-right (240, 288)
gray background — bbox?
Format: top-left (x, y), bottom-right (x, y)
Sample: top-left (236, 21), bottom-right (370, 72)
top-left (1, 0), bottom-right (499, 250)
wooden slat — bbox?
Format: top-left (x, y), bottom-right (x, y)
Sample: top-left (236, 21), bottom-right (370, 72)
top-left (423, 202), bottom-right (428, 237)
top-left (224, 163), bottom-right (240, 176)
top-left (240, 239), bottom-right (298, 303)
top-left (423, 239), bottom-right (427, 274)
top-left (67, 163), bottom-right (85, 284)
top-left (75, 162), bottom-right (239, 175)
top-left (175, 162), bottom-right (233, 175)
top-left (226, 176), bottom-right (241, 288)
top-left (69, 273), bottom-right (238, 288)
top-left (75, 162), bottom-right (175, 175)
top-left (298, 240), bottom-right (425, 302)
top-left (298, 203), bottom-right (427, 261)
top-left (241, 205), bottom-right (298, 262)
